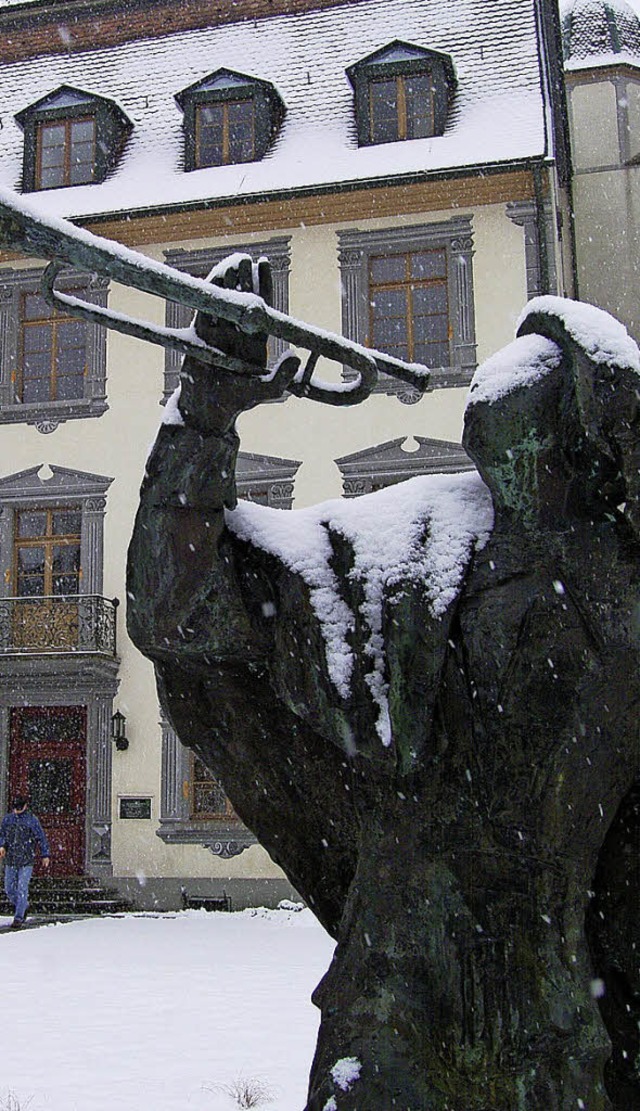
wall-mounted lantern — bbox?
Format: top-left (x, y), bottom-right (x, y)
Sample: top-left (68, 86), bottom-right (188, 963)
top-left (111, 709), bottom-right (129, 751)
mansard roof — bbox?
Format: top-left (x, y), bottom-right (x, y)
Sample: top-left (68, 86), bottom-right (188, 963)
top-left (0, 0), bottom-right (547, 223)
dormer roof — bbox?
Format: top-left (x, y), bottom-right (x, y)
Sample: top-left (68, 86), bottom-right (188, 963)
top-left (15, 84), bottom-right (131, 132)
top-left (346, 40), bottom-right (456, 92)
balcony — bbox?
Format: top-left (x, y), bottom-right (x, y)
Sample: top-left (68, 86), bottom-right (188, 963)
top-left (0, 595), bottom-right (118, 656)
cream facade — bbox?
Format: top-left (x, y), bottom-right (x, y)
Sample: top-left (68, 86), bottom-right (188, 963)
top-left (0, 0), bottom-right (572, 909)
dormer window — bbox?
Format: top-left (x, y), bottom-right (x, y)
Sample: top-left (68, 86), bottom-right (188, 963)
top-left (196, 98), bottom-right (255, 167)
top-left (347, 41), bottom-right (456, 148)
top-left (16, 86), bottom-right (132, 193)
top-left (176, 69), bottom-right (285, 171)
top-left (37, 117), bottom-right (95, 189)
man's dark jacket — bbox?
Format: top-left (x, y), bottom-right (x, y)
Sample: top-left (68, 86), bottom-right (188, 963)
top-left (0, 811), bottom-right (50, 867)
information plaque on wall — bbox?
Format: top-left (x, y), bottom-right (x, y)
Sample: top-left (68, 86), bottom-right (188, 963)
top-left (119, 797), bottom-right (152, 820)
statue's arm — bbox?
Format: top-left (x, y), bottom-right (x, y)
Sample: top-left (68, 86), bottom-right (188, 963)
top-left (127, 257), bottom-right (300, 662)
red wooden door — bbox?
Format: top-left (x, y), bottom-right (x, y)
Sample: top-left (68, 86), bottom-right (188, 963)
top-left (8, 706), bottom-right (87, 876)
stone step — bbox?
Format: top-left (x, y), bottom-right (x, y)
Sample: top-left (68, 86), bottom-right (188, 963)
top-left (0, 876), bottom-right (132, 917)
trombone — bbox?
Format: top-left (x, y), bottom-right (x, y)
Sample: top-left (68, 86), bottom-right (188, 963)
top-left (0, 187), bottom-right (430, 407)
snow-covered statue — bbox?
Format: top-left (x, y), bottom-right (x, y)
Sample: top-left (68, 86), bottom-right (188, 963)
top-left (127, 258), bottom-right (640, 1111)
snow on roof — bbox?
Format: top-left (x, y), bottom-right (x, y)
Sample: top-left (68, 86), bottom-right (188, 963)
top-left (561, 0), bottom-right (640, 69)
top-left (227, 469), bottom-right (493, 746)
top-left (0, 0), bottom-right (545, 223)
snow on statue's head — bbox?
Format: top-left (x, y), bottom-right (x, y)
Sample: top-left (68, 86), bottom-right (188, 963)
top-left (463, 297), bottom-right (640, 537)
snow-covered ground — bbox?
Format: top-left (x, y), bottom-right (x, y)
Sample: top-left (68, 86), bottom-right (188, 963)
top-left (0, 906), bottom-right (334, 1111)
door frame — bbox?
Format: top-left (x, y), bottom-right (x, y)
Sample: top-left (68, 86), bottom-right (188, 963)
top-left (0, 655), bottom-right (119, 877)
top-left (9, 704), bottom-right (88, 876)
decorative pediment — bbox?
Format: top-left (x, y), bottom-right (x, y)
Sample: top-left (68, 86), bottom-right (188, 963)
top-left (336, 437), bottom-right (474, 496)
top-left (0, 464), bottom-right (113, 503)
top-left (237, 452), bottom-right (301, 509)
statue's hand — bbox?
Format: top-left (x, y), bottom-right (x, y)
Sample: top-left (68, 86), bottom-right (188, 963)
top-left (178, 254), bottom-right (300, 434)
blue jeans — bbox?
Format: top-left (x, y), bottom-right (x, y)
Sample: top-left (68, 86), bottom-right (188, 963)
top-left (4, 864), bottom-right (33, 921)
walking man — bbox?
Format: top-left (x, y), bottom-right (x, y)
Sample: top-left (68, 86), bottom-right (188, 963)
top-left (0, 796), bottom-right (50, 929)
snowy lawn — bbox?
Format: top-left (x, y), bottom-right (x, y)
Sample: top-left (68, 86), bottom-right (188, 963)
top-left (0, 906), bottom-right (334, 1111)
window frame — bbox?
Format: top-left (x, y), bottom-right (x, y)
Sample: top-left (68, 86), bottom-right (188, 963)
top-left (337, 218), bottom-right (476, 399)
top-left (368, 72), bottom-right (435, 144)
top-left (0, 465), bottom-right (112, 601)
top-left (14, 505), bottom-right (82, 599)
top-left (190, 753), bottom-right (238, 822)
top-left (0, 266), bottom-right (108, 430)
top-left (347, 41), bottom-right (455, 148)
top-left (16, 85), bottom-right (132, 194)
top-left (194, 96), bottom-right (256, 168)
top-left (35, 115), bottom-right (96, 190)
top-left (176, 69), bottom-right (285, 173)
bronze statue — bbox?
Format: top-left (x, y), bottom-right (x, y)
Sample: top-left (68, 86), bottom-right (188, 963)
top-left (127, 257), bottom-right (639, 1110)
top-left (0, 190), bottom-right (635, 1109)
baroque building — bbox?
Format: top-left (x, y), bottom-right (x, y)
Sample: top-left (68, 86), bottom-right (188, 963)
top-left (0, 0), bottom-right (624, 909)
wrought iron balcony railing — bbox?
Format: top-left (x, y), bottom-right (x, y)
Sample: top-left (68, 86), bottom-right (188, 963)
top-left (0, 595), bottom-right (118, 656)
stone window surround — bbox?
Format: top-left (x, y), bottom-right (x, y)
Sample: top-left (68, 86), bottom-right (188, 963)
top-left (163, 238), bottom-right (291, 400)
top-left (175, 69), bottom-right (286, 173)
top-left (235, 450), bottom-right (300, 509)
top-left (157, 714), bottom-right (257, 859)
top-left (0, 265), bottom-right (109, 431)
top-left (337, 217), bottom-right (477, 400)
top-left (336, 435), bottom-right (475, 497)
top-left (506, 199), bottom-right (558, 300)
top-left (0, 463), bottom-right (113, 598)
top-left (0, 464), bottom-right (118, 876)
top-left (156, 449), bottom-right (300, 855)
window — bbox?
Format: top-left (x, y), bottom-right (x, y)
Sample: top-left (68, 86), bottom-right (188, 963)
top-left (16, 85), bottom-right (131, 193)
top-left (369, 249), bottom-right (450, 368)
top-left (369, 73), bottom-right (434, 144)
top-left (36, 117), bottom-right (95, 190)
top-left (18, 288), bottom-right (87, 405)
top-left (175, 69), bottom-right (285, 172)
top-left (196, 99), bottom-right (255, 168)
top-left (191, 755), bottom-right (237, 821)
top-left (163, 239), bottom-right (291, 399)
top-left (338, 218), bottom-right (476, 398)
top-left (12, 506), bottom-right (81, 651)
top-left (0, 266), bottom-right (108, 429)
top-left (0, 465), bottom-right (115, 657)
top-left (347, 41), bottom-right (456, 148)
top-left (14, 507), bottom-right (81, 598)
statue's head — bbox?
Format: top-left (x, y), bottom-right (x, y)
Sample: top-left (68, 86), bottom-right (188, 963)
top-left (463, 299), bottom-right (640, 536)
